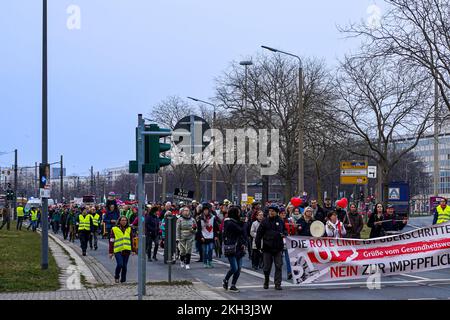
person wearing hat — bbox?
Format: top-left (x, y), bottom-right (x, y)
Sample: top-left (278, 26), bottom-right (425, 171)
top-left (433, 198), bottom-right (450, 225)
top-left (255, 204), bottom-right (286, 290)
top-left (382, 204), bottom-right (408, 234)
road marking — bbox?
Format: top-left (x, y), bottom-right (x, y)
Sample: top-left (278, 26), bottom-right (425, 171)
top-left (400, 274), bottom-right (430, 281)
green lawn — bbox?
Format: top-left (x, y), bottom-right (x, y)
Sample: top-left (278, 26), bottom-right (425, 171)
top-left (0, 221), bottom-right (60, 292)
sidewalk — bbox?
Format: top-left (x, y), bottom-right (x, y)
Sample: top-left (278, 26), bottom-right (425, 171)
top-left (0, 226), bottom-right (228, 300)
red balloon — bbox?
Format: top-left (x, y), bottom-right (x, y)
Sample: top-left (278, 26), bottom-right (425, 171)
top-left (291, 197), bottom-right (302, 207)
top-left (338, 198), bottom-right (348, 208)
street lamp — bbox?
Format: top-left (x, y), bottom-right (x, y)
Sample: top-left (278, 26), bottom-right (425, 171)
top-left (187, 97), bottom-right (217, 201)
top-left (261, 45), bottom-right (304, 195)
top-left (239, 60), bottom-right (253, 196)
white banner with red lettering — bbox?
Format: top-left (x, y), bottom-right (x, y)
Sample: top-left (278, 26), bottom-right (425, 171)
top-left (287, 223), bottom-right (450, 284)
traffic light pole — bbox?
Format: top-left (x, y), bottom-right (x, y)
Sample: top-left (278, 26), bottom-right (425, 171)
top-left (41, 0), bottom-right (49, 270)
top-left (137, 114), bottom-right (146, 300)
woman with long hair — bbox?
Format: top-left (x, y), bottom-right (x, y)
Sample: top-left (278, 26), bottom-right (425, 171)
top-left (368, 203), bottom-right (385, 238)
top-left (109, 216), bottom-right (136, 283)
top-left (222, 206), bottom-right (247, 292)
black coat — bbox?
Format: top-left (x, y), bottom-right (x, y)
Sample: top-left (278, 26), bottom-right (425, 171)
top-left (297, 216), bottom-right (314, 237)
top-left (255, 216), bottom-right (286, 253)
top-left (145, 214), bottom-right (160, 238)
top-left (223, 218), bottom-right (247, 258)
top-left (313, 205), bottom-right (327, 223)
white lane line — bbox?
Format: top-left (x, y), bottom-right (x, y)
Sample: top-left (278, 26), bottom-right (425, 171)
top-left (409, 298), bottom-right (437, 300)
top-left (400, 274), bottom-right (430, 281)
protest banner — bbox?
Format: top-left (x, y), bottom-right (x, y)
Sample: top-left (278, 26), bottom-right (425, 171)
top-left (287, 222), bottom-right (450, 284)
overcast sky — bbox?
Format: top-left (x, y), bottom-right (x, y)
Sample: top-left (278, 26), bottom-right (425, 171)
top-left (0, 0), bottom-right (385, 176)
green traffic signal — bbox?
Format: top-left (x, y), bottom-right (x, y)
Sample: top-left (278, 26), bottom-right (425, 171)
top-left (130, 123), bottom-right (172, 174)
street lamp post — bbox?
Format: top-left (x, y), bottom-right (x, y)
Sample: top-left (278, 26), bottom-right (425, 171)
top-left (261, 45), bottom-right (304, 195)
top-left (187, 97), bottom-right (217, 201)
top-left (41, 0), bottom-right (49, 270)
top-left (240, 60), bottom-right (253, 196)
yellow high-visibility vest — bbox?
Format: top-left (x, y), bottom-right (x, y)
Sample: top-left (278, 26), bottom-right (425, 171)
top-left (112, 226), bottom-right (132, 253)
top-left (31, 210), bottom-right (38, 221)
top-left (437, 205), bottom-right (450, 224)
top-left (92, 213), bottom-right (100, 227)
top-left (17, 206), bottom-right (24, 217)
top-left (78, 214), bottom-right (91, 231)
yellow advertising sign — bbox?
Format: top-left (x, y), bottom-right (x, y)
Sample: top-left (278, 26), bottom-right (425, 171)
top-left (340, 176), bottom-right (368, 185)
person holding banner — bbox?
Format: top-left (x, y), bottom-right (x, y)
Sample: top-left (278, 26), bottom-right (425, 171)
top-left (343, 203), bottom-right (364, 239)
top-left (368, 203), bottom-right (385, 238)
top-left (382, 204), bottom-right (408, 234)
top-left (297, 206), bottom-right (315, 237)
top-left (255, 204), bottom-right (286, 290)
top-left (325, 211), bottom-right (346, 238)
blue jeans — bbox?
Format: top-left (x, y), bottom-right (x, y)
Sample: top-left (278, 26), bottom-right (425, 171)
top-left (225, 255), bottom-right (243, 285)
top-left (114, 253), bottom-right (130, 282)
top-left (284, 249), bottom-right (292, 275)
top-left (202, 242), bottom-right (214, 264)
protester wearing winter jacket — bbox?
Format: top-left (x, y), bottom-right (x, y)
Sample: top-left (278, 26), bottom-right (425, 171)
top-left (297, 207), bottom-right (315, 237)
top-left (343, 203), bottom-right (364, 239)
top-left (250, 211), bottom-right (264, 270)
top-left (325, 211), bottom-right (346, 238)
top-left (103, 204), bottom-right (120, 238)
top-left (368, 203), bottom-right (385, 238)
top-left (255, 204), bottom-right (286, 290)
top-left (310, 200), bottom-right (326, 223)
top-left (145, 206), bottom-right (160, 261)
top-left (176, 206), bottom-right (197, 269)
top-left (222, 206), bottom-right (247, 293)
top-left (196, 206), bottom-right (219, 268)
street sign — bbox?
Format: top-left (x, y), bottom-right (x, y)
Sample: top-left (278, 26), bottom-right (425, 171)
top-left (368, 166), bottom-right (377, 179)
top-left (340, 176), bottom-right (368, 185)
top-left (389, 188), bottom-right (400, 200)
top-left (40, 188), bottom-right (51, 198)
top-left (340, 161), bottom-right (368, 170)
top-left (340, 169), bottom-right (368, 176)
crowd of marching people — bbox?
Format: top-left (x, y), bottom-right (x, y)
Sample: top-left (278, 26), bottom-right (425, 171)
top-left (14, 191), bottom-right (450, 292)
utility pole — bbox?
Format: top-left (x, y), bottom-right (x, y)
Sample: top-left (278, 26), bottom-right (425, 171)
top-left (434, 79), bottom-right (440, 196)
top-left (60, 155), bottom-right (63, 203)
top-left (35, 162), bottom-right (38, 197)
top-left (90, 166), bottom-right (94, 195)
top-left (240, 60), bottom-right (253, 195)
top-left (13, 149), bottom-right (17, 220)
top-left (41, 0), bottom-right (49, 270)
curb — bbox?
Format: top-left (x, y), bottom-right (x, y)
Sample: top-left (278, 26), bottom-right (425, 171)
top-left (46, 232), bottom-right (97, 284)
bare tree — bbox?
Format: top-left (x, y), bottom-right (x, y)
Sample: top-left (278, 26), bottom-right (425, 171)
top-left (332, 55), bottom-right (435, 204)
top-left (341, 0), bottom-right (450, 114)
top-left (216, 54), bottom-right (334, 202)
top-left (149, 96), bottom-right (195, 191)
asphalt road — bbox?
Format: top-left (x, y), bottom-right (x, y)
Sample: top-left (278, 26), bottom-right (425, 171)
top-left (53, 216), bottom-right (450, 300)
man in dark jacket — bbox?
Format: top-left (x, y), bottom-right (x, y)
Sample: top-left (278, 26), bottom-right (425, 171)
top-left (145, 206), bottom-right (160, 261)
top-left (310, 199), bottom-right (326, 223)
top-left (103, 204), bottom-right (120, 237)
top-left (382, 204), bottom-right (408, 234)
top-left (343, 203), bottom-right (364, 239)
top-left (322, 197), bottom-right (335, 218)
top-left (255, 204), bottom-right (286, 290)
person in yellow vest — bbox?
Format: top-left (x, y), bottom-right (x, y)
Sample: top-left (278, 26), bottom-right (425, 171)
top-left (433, 198), bottom-right (450, 225)
top-left (88, 206), bottom-right (100, 251)
top-left (27, 207), bottom-right (39, 232)
top-left (77, 208), bottom-right (93, 256)
top-left (109, 216), bottom-right (136, 283)
top-left (16, 205), bottom-right (24, 231)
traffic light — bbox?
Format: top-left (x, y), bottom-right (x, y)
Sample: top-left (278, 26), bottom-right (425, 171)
top-left (6, 189), bottom-right (14, 201)
top-left (129, 124), bottom-right (171, 174)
